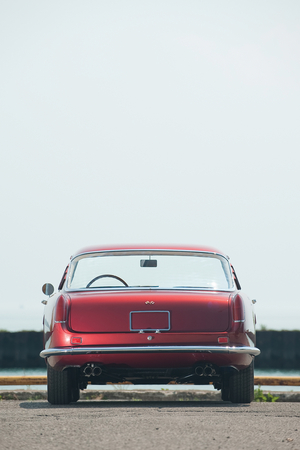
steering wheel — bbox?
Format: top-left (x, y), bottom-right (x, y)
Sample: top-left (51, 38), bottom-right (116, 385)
top-left (86, 274), bottom-right (128, 288)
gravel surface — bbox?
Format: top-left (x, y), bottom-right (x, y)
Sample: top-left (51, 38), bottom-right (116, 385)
top-left (0, 400), bottom-right (300, 450)
top-left (1, 389), bottom-right (300, 402)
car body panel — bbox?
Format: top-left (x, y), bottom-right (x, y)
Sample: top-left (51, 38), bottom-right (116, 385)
top-left (67, 290), bottom-right (230, 333)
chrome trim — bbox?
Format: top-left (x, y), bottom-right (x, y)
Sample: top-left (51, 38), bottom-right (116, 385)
top-left (129, 310), bottom-right (171, 332)
top-left (70, 249), bottom-right (228, 261)
top-left (40, 345), bottom-right (261, 358)
top-left (233, 320), bottom-right (245, 323)
top-left (66, 286), bottom-right (235, 293)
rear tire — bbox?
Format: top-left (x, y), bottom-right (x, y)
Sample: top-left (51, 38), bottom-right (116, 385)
top-left (71, 370), bottom-right (80, 403)
top-left (47, 364), bottom-right (79, 405)
top-left (221, 375), bottom-right (230, 401)
top-left (229, 361), bottom-right (254, 403)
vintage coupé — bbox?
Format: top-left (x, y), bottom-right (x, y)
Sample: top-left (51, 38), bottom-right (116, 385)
top-left (40, 245), bottom-right (260, 404)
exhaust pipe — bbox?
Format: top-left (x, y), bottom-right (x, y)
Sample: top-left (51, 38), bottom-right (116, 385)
top-left (203, 365), bottom-right (216, 376)
top-left (93, 366), bottom-right (102, 376)
top-left (83, 364), bottom-right (103, 377)
top-left (195, 366), bottom-right (204, 376)
top-left (83, 365), bottom-right (93, 377)
top-left (203, 366), bottom-right (213, 376)
top-left (195, 364), bottom-right (216, 377)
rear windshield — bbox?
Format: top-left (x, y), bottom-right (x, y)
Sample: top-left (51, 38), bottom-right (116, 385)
top-left (66, 251), bottom-right (234, 291)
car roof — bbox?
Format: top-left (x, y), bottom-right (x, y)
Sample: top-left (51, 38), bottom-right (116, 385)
top-left (72, 244), bottom-right (228, 259)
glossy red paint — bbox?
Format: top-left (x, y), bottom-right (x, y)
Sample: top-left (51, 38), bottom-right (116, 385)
top-left (54, 295), bottom-right (68, 323)
top-left (68, 290), bottom-right (230, 333)
top-left (48, 350), bottom-right (252, 372)
top-left (41, 245), bottom-right (260, 404)
top-left (232, 294), bottom-right (245, 322)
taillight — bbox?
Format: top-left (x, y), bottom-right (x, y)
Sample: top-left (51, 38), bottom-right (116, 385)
top-left (55, 295), bottom-right (67, 323)
top-left (218, 337), bottom-right (229, 344)
top-left (233, 294), bottom-right (245, 322)
top-left (71, 337), bottom-right (82, 344)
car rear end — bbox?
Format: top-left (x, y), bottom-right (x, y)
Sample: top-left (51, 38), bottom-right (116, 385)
top-left (41, 247), bottom-right (260, 403)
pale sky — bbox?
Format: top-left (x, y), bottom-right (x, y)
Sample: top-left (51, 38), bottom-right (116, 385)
top-left (1, 1), bottom-right (300, 331)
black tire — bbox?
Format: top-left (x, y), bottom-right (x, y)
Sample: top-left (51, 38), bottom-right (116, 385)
top-left (71, 370), bottom-right (80, 403)
top-left (221, 375), bottom-right (230, 401)
top-left (229, 361), bottom-right (254, 403)
top-left (47, 364), bottom-right (79, 405)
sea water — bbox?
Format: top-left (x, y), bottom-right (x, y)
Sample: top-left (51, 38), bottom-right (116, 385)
top-left (0, 368), bottom-right (299, 392)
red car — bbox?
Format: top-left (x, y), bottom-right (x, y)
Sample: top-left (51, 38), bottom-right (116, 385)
top-left (40, 245), bottom-right (260, 404)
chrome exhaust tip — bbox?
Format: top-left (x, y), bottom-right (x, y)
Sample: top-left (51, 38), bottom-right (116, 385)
top-left (195, 366), bottom-right (204, 376)
top-left (83, 365), bottom-right (93, 377)
top-left (93, 366), bottom-right (102, 376)
top-left (203, 365), bottom-right (216, 376)
top-left (83, 363), bottom-right (103, 377)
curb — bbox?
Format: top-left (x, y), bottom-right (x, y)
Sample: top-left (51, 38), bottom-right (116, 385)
top-left (1, 389), bottom-right (300, 402)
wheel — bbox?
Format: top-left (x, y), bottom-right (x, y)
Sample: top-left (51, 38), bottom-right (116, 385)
top-left (70, 369), bottom-right (80, 402)
top-left (221, 375), bottom-right (230, 401)
top-left (47, 364), bottom-right (80, 405)
top-left (86, 274), bottom-right (128, 288)
top-left (229, 361), bottom-right (254, 403)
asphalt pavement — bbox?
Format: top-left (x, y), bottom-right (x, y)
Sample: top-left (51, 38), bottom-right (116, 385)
top-left (0, 400), bottom-right (300, 450)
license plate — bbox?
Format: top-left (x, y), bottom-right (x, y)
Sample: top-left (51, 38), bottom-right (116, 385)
top-left (130, 311), bottom-right (170, 332)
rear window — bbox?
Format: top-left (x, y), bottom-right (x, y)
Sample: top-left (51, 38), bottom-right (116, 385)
top-left (66, 251), bottom-right (234, 291)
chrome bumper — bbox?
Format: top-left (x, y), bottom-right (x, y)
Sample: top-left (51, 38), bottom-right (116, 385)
top-left (40, 345), bottom-right (260, 358)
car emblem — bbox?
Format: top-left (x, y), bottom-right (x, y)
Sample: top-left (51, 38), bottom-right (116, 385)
top-left (145, 301), bottom-right (155, 305)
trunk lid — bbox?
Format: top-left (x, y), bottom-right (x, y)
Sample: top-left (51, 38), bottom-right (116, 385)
top-left (68, 290), bottom-right (230, 333)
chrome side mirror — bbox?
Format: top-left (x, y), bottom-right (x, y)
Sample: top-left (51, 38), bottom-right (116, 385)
top-left (42, 283), bottom-right (54, 296)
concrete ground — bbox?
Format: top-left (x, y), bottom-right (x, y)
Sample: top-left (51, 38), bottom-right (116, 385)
top-left (0, 398), bottom-right (300, 450)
